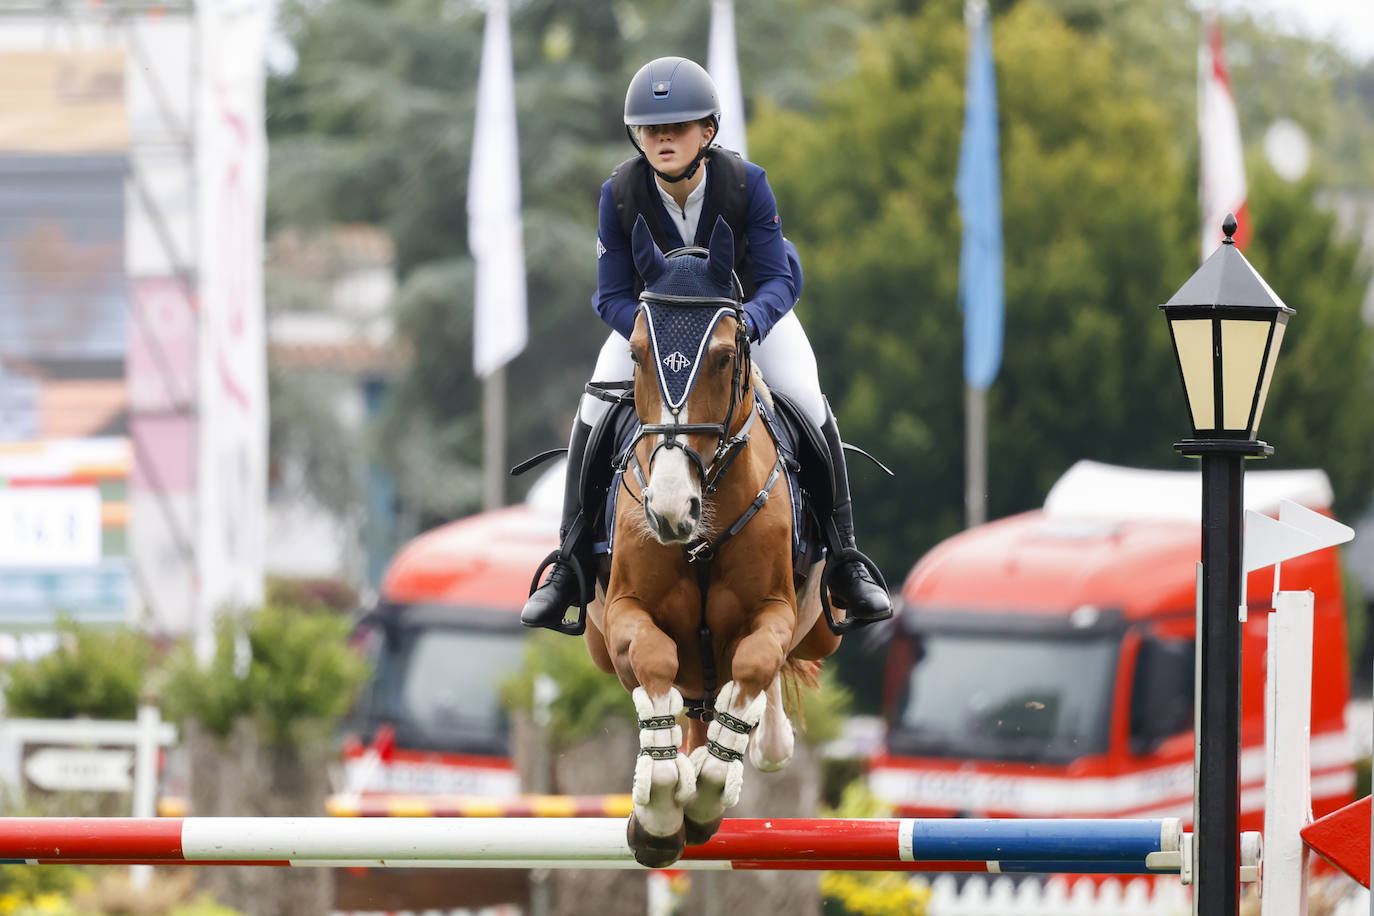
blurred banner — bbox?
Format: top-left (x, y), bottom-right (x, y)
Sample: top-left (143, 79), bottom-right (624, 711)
top-left (0, 439), bottom-right (131, 627)
top-left (707, 0), bottom-right (747, 158)
top-left (0, 51), bottom-right (128, 153)
top-left (1199, 14), bottom-right (1248, 258)
top-left (195, 0), bottom-right (268, 642)
top-left (123, 16), bottom-right (199, 634)
top-left (469, 0), bottom-right (527, 379)
top-left (0, 50), bottom-right (132, 626)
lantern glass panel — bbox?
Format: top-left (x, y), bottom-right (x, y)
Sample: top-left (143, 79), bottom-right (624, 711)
top-left (1250, 317), bottom-right (1287, 438)
top-left (1220, 318), bottom-right (1272, 432)
top-left (1171, 318), bottom-right (1215, 432)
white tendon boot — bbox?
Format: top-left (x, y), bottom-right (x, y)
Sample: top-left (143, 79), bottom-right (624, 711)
top-left (686, 680), bottom-right (767, 821)
top-left (631, 686), bottom-right (696, 838)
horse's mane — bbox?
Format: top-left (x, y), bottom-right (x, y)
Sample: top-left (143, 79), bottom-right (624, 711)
top-left (752, 364), bottom-right (773, 411)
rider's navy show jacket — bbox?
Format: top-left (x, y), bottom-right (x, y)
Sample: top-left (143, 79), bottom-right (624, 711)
top-left (594, 159), bottom-right (797, 341)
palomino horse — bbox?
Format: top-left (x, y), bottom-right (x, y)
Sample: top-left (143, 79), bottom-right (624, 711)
top-left (582, 215), bottom-right (844, 868)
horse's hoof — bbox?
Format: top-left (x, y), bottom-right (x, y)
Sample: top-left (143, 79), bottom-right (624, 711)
top-left (684, 815), bottom-right (723, 847)
top-left (626, 812), bottom-right (685, 868)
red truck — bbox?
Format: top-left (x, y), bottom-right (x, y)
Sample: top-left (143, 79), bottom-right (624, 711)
top-left (870, 461), bottom-right (1356, 832)
top-left (341, 467), bottom-right (563, 799)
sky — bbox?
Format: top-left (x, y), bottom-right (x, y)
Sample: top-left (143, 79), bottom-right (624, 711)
top-left (1212, 0), bottom-right (1374, 64)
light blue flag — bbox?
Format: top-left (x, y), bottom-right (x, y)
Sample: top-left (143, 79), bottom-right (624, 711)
top-left (956, 1), bottom-right (1004, 392)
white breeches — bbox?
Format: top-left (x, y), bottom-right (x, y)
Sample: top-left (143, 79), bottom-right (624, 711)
top-left (578, 311), bottom-right (827, 427)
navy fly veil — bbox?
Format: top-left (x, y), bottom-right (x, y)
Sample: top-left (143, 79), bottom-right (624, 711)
top-left (631, 214), bottom-right (743, 412)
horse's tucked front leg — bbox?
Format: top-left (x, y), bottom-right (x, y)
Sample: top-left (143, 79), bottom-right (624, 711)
top-left (629, 685), bottom-right (696, 866)
top-left (683, 679), bottom-right (766, 844)
top-left (607, 605), bottom-right (694, 867)
top-left (684, 603), bottom-right (792, 844)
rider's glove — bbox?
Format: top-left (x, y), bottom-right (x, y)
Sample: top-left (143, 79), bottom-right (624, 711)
top-left (740, 310), bottom-right (761, 343)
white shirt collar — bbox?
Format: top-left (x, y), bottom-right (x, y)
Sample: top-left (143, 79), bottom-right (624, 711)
top-left (655, 163), bottom-right (708, 247)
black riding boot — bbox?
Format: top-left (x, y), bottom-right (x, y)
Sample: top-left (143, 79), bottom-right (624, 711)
top-left (521, 419), bottom-right (595, 633)
top-left (820, 404), bottom-right (893, 623)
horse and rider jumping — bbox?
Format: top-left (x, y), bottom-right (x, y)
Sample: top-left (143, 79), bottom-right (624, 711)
top-left (518, 57), bottom-right (892, 867)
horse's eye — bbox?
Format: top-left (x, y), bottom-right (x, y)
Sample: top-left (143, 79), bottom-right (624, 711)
top-left (716, 351), bottom-right (734, 371)
top-left (629, 350), bottom-right (641, 366)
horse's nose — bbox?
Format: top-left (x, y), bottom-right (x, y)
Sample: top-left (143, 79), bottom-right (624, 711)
top-left (644, 502), bottom-right (696, 543)
top-left (647, 507), bottom-right (679, 542)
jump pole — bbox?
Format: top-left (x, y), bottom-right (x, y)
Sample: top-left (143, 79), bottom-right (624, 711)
top-left (0, 816), bottom-right (1187, 870)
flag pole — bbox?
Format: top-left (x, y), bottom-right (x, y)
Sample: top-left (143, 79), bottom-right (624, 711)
top-left (482, 368), bottom-right (506, 511)
top-left (965, 383), bottom-right (986, 527)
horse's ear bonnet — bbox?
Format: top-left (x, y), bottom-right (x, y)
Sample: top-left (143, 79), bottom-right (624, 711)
top-left (631, 215), bottom-right (669, 286)
top-left (636, 216), bottom-right (745, 411)
top-left (706, 216), bottom-right (735, 291)
top-left (637, 215), bottom-right (740, 304)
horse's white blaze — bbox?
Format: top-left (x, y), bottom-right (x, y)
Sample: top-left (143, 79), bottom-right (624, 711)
top-left (749, 674), bottom-right (794, 773)
top-left (644, 403), bottom-right (700, 536)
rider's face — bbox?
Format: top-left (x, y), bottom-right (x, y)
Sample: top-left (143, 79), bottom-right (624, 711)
top-left (639, 121), bottom-right (713, 177)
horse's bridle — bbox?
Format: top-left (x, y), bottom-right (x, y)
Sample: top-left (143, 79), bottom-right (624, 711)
top-left (618, 248), bottom-right (756, 503)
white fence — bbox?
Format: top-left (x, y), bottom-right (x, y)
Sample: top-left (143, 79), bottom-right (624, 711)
top-left (921, 876), bottom-right (1189, 916)
top-left (920, 875), bottom-right (1369, 915)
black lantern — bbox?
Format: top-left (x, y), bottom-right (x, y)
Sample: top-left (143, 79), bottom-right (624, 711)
top-left (1161, 214), bottom-right (1293, 452)
top-left (1159, 213), bottom-right (1293, 916)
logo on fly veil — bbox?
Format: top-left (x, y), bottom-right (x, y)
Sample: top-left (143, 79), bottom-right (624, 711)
top-left (663, 351), bottom-right (690, 372)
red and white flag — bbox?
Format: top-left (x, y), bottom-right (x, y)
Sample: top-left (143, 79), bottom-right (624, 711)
top-left (1198, 14), bottom-right (1248, 260)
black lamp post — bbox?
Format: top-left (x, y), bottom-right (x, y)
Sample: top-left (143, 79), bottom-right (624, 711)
top-left (1160, 214), bottom-right (1292, 915)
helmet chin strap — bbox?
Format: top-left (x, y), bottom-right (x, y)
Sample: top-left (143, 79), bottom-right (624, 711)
top-left (625, 124), bottom-right (714, 184)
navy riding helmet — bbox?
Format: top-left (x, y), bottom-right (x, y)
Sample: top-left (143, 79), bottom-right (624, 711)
top-left (624, 57), bottom-right (721, 183)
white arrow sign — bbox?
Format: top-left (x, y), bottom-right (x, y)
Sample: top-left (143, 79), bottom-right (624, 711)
top-left (1243, 498), bottom-right (1356, 610)
top-left (1245, 499), bottom-right (1354, 574)
top-left (24, 747), bottom-right (133, 792)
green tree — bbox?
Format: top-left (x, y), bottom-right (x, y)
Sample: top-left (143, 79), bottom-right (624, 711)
top-left (2, 620), bottom-right (151, 720)
top-left (752, 0), bottom-right (1374, 580)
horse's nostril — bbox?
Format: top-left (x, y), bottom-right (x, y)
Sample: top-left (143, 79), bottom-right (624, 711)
top-left (688, 497), bottom-right (701, 519)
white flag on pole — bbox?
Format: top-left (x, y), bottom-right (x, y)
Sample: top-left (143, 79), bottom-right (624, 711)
top-left (1198, 13), bottom-right (1248, 260)
top-left (707, 0), bottom-right (747, 158)
top-left (469, 0), bottom-right (528, 378)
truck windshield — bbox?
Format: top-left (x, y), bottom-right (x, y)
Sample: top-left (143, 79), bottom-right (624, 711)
top-left (363, 624), bottom-right (526, 754)
top-left (889, 632), bottom-right (1117, 764)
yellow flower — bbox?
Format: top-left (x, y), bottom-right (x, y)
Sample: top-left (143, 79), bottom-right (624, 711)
top-left (31, 893), bottom-right (67, 913)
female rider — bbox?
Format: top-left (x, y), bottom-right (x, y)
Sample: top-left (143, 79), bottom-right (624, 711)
top-left (521, 56), bottom-right (890, 630)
